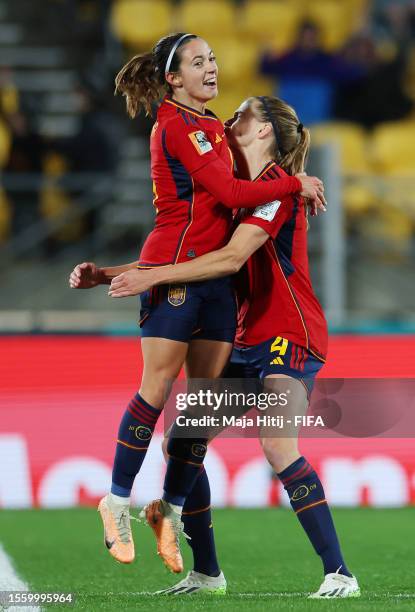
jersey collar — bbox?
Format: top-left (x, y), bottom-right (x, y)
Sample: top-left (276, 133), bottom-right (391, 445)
top-left (163, 96), bottom-right (218, 121)
top-left (253, 160), bottom-right (277, 182)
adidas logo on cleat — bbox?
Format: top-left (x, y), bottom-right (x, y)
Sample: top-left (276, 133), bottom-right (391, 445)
top-left (309, 571), bottom-right (360, 598)
top-left (320, 588), bottom-right (346, 597)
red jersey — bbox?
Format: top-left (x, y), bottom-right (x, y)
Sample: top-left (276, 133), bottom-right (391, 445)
top-left (138, 97), bottom-right (302, 267)
top-left (235, 162), bottom-right (328, 360)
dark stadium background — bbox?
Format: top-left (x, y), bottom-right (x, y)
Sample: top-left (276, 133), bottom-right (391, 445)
top-left (0, 1), bottom-right (414, 609)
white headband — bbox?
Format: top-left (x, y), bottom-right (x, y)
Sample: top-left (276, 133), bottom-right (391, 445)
top-left (165, 33), bottom-right (194, 74)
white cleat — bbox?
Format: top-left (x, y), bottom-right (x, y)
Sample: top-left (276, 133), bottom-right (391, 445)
top-left (154, 570), bottom-right (227, 596)
top-left (309, 572), bottom-right (360, 598)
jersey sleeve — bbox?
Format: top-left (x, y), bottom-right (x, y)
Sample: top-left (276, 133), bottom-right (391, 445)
top-left (166, 118), bottom-right (302, 208)
top-left (193, 156), bottom-right (302, 209)
top-left (240, 199), bottom-right (291, 239)
top-left (165, 119), bottom-right (219, 173)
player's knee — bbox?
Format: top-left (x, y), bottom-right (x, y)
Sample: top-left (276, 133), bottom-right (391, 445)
top-left (139, 374), bottom-right (174, 409)
top-left (260, 437), bottom-right (298, 473)
top-left (166, 436), bottom-right (208, 465)
top-left (162, 436), bottom-right (169, 462)
top-left (260, 436), bottom-right (280, 462)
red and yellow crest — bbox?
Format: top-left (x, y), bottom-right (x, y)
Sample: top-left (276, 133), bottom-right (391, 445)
top-left (168, 284), bottom-right (186, 306)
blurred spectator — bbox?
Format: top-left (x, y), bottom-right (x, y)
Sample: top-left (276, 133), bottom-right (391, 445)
top-left (55, 86), bottom-right (118, 174)
top-left (51, 86), bottom-right (119, 235)
top-left (334, 33), bottom-right (413, 128)
top-left (30, 0), bottom-right (110, 47)
top-left (259, 21), bottom-right (366, 125)
top-left (371, 0), bottom-right (415, 50)
top-left (25, 1), bottom-right (119, 94)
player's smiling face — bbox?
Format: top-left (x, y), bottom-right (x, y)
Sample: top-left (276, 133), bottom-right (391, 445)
top-left (167, 38), bottom-right (218, 104)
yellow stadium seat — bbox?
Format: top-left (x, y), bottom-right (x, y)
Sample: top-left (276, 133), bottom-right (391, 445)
top-left (0, 188), bottom-right (11, 242)
top-left (40, 184), bottom-right (85, 242)
top-left (239, 1), bottom-right (301, 53)
top-left (404, 46), bottom-right (415, 101)
top-left (361, 203), bottom-right (413, 256)
top-left (43, 152), bottom-right (69, 176)
top-left (311, 122), bottom-right (373, 215)
top-left (371, 121), bottom-right (415, 174)
top-left (306, 1), bottom-right (355, 50)
top-left (379, 177), bottom-right (415, 218)
top-left (0, 84), bottom-right (19, 115)
top-left (311, 122), bottom-right (370, 174)
top-left (0, 118), bottom-right (11, 167)
top-left (348, 0), bottom-right (371, 27)
top-left (208, 37), bottom-right (259, 85)
top-left (245, 76), bottom-right (275, 97)
top-left (178, 0), bottom-right (236, 41)
top-left (209, 79), bottom-right (275, 122)
top-left (110, 0), bottom-right (172, 49)
top-left (342, 181), bottom-right (376, 215)
top-left (208, 91), bottom-right (245, 123)
top-left (40, 153), bottom-right (84, 241)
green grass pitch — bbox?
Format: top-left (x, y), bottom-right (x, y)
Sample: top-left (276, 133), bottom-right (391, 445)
top-left (0, 508), bottom-right (414, 611)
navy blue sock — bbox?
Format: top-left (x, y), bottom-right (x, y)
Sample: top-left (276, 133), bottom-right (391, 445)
top-left (162, 437), bottom-right (207, 506)
top-left (182, 467), bottom-right (220, 577)
top-left (111, 393), bottom-right (161, 497)
top-left (278, 456), bottom-right (352, 577)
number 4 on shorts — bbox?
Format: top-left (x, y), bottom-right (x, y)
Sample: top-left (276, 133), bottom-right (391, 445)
top-left (270, 336), bottom-right (288, 365)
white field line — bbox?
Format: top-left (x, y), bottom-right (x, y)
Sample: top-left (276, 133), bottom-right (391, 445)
top-left (0, 543), bottom-right (40, 611)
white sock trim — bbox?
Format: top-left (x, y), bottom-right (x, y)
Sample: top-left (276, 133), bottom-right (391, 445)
top-left (109, 492), bottom-right (131, 505)
top-left (166, 502), bottom-right (183, 515)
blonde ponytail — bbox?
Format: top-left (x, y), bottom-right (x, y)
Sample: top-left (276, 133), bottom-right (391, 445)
top-left (279, 126), bottom-right (311, 175)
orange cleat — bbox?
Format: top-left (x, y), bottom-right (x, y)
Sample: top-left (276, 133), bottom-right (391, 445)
top-left (144, 499), bottom-right (186, 573)
top-left (98, 495), bottom-right (135, 564)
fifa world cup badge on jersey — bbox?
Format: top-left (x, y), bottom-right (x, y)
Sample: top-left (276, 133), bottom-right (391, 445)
top-left (189, 131), bottom-right (213, 155)
top-left (253, 200), bottom-right (281, 221)
top-left (168, 284), bottom-right (186, 306)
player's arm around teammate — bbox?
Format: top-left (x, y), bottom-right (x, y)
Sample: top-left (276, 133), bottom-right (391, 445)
top-left (108, 223), bottom-right (269, 297)
top-left (68, 31), bottom-right (324, 574)
top-left (117, 96), bottom-right (359, 598)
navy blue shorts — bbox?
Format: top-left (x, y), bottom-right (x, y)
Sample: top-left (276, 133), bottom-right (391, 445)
top-left (226, 336), bottom-right (325, 396)
top-left (139, 277), bottom-right (237, 344)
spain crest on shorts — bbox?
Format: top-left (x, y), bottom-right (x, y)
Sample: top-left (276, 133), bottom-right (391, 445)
top-left (168, 284), bottom-right (186, 306)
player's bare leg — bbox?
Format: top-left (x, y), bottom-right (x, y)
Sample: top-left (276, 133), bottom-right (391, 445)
top-left (139, 337), bottom-right (189, 408)
top-left (259, 374), bottom-right (306, 473)
top-left (185, 339), bottom-right (233, 379)
top-left (260, 375), bottom-right (359, 598)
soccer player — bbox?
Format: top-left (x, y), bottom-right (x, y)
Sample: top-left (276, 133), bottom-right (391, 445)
top-left (109, 96), bottom-right (360, 599)
top-left (69, 33), bottom-right (326, 566)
